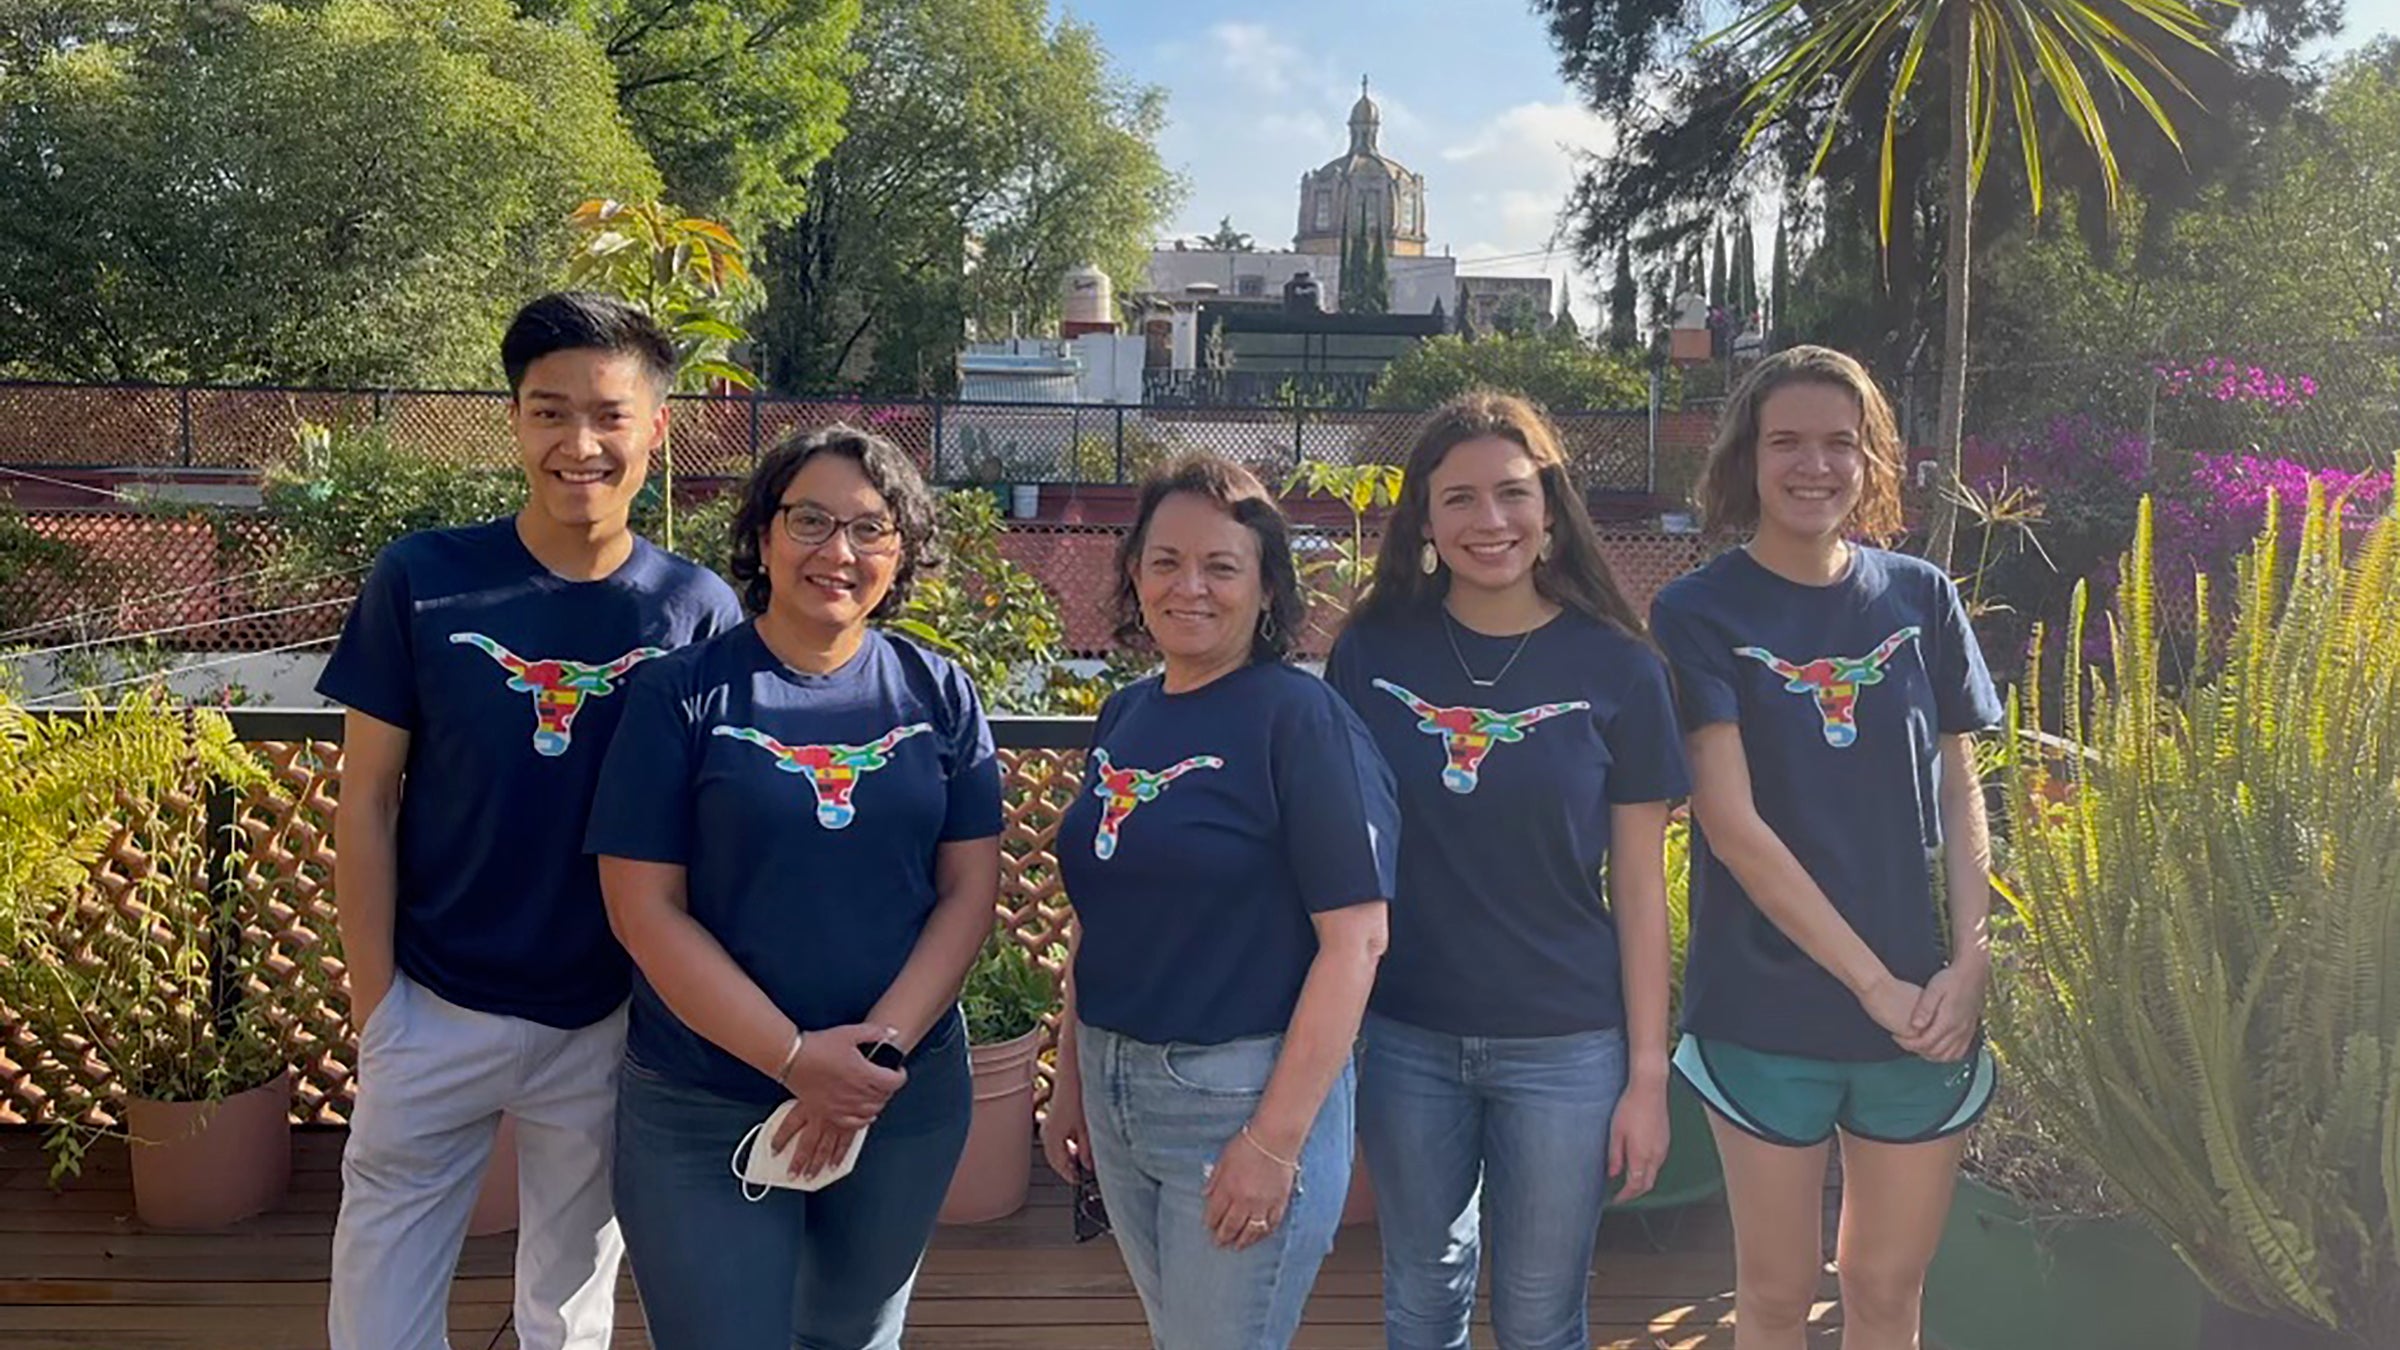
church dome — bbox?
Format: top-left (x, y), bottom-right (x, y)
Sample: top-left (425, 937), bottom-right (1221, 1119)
top-left (1294, 77), bottom-right (1427, 257)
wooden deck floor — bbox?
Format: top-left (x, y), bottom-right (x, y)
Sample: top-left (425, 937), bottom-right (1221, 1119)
top-left (0, 1130), bottom-right (1841, 1349)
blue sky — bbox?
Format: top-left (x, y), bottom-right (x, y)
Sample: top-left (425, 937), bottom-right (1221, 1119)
top-left (1060, 0), bottom-right (2400, 325)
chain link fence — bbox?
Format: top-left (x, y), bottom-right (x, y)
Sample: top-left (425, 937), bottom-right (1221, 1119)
top-left (0, 381), bottom-right (1689, 492)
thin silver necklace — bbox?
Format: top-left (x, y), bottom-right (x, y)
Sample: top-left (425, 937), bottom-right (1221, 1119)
top-left (1443, 609), bottom-right (1535, 689)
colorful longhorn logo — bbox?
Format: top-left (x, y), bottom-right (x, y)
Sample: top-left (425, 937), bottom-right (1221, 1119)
top-left (711, 723), bottom-right (934, 829)
top-left (1372, 679), bottom-right (1589, 794)
top-left (449, 632), bottom-right (663, 757)
top-left (1088, 748), bottom-right (1223, 859)
top-left (1733, 627), bottom-right (1920, 748)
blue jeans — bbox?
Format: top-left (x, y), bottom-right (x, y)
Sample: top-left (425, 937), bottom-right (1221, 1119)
top-left (1356, 1013), bottom-right (1630, 1350)
top-left (1076, 1021), bottom-right (1354, 1350)
top-left (612, 1015), bottom-right (970, 1350)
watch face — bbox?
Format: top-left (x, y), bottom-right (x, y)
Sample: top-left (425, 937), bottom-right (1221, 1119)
top-left (860, 1040), bottom-right (907, 1070)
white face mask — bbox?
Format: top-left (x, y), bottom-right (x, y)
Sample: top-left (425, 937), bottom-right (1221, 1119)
top-left (730, 1101), bottom-right (868, 1201)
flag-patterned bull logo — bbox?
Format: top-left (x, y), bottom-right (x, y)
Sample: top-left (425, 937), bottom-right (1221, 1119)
top-left (449, 632), bottom-right (664, 757)
top-left (1734, 627), bottom-right (1920, 748)
top-left (712, 723), bottom-right (934, 829)
top-left (1372, 679), bottom-right (1589, 794)
top-left (1088, 748), bottom-right (1223, 860)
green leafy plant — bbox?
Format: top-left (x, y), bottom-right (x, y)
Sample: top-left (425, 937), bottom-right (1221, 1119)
top-left (959, 929), bottom-right (1059, 1046)
top-left (1286, 461), bottom-right (1403, 621)
top-left (563, 198), bottom-right (762, 549)
top-left (1664, 811), bottom-right (1692, 1024)
top-left (0, 688), bottom-right (289, 1181)
top-left (887, 490), bottom-right (1111, 713)
top-left (262, 418), bottom-right (521, 577)
top-left (1993, 483), bottom-right (2400, 1344)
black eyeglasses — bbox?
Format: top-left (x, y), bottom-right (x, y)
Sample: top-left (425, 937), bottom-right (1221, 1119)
top-left (1072, 1156), bottom-right (1109, 1242)
top-left (777, 503), bottom-right (901, 555)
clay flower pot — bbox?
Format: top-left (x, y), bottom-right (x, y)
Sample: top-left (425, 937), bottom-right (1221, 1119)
top-left (939, 1029), bottom-right (1042, 1224)
top-left (122, 1069), bottom-right (292, 1230)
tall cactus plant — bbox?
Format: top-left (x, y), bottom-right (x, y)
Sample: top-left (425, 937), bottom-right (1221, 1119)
top-left (1994, 483), bottom-right (2400, 1344)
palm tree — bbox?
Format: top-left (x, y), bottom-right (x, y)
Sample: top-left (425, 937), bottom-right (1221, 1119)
top-left (1711, 0), bottom-right (2223, 565)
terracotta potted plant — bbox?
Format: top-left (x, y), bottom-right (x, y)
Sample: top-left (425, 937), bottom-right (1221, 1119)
top-left (938, 930), bottom-right (1057, 1224)
top-left (1993, 496), bottom-right (2400, 1349)
top-left (0, 690), bottom-right (302, 1229)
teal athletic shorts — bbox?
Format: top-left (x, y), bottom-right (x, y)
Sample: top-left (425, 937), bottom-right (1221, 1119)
top-left (1673, 1032), bottom-right (1996, 1148)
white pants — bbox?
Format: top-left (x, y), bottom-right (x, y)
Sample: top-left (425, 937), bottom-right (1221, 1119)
top-left (330, 971), bottom-right (628, 1350)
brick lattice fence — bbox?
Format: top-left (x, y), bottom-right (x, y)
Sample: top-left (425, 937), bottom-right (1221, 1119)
top-left (0, 720), bottom-right (1090, 1130)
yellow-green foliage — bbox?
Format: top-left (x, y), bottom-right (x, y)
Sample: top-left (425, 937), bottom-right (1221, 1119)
top-left (0, 689), bottom-right (282, 1179)
top-left (1994, 485), bottom-right (2400, 1342)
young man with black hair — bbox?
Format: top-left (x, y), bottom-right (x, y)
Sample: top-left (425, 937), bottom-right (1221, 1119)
top-left (323, 292), bottom-right (742, 1350)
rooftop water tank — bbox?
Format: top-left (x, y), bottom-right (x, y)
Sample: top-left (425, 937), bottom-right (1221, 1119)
top-left (1061, 264), bottom-right (1113, 327)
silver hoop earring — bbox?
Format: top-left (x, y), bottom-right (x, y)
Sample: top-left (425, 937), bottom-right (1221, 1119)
top-left (1258, 609), bottom-right (1280, 643)
top-left (1419, 541), bottom-right (1440, 575)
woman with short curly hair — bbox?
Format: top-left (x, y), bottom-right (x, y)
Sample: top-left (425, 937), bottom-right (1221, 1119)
top-left (587, 424), bottom-right (1002, 1350)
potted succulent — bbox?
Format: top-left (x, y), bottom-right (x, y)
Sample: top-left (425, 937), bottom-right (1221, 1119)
top-left (938, 927), bottom-right (1059, 1224)
top-left (1992, 492), bottom-right (2400, 1349)
top-left (0, 688), bottom-right (302, 1229)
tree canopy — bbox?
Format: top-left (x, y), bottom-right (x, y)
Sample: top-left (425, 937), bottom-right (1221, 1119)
top-left (753, 0), bottom-right (1179, 394)
top-left (0, 0), bottom-right (658, 385)
top-left (1536, 0), bottom-right (2334, 375)
top-left (1370, 332), bottom-right (1653, 411)
top-left (523, 0), bottom-right (860, 233)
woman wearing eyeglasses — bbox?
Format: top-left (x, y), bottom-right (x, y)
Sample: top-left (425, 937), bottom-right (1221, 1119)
top-left (586, 426), bottom-right (1004, 1350)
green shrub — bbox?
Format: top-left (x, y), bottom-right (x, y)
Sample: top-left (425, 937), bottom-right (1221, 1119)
top-left (261, 418), bottom-right (519, 575)
top-left (1995, 486), bottom-right (2400, 1343)
top-left (959, 929), bottom-right (1058, 1045)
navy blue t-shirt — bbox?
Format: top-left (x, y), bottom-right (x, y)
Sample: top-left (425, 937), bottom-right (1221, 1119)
top-left (583, 625), bottom-right (1003, 1103)
top-left (316, 518), bottom-right (742, 1028)
top-left (1327, 608), bottom-right (1690, 1038)
top-left (1649, 546), bottom-right (2003, 1061)
top-left (1059, 662), bottom-right (1400, 1046)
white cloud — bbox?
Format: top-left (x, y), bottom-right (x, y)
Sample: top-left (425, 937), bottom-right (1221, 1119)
top-left (1438, 100), bottom-right (1617, 170)
top-left (1210, 22), bottom-right (1306, 95)
top-left (1422, 101), bottom-right (1623, 325)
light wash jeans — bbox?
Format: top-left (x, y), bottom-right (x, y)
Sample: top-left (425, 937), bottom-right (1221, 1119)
top-left (330, 970), bottom-right (627, 1350)
top-left (1356, 1012), bottom-right (1630, 1350)
top-left (610, 1012), bottom-right (970, 1350)
top-left (1076, 1020), bottom-right (1354, 1350)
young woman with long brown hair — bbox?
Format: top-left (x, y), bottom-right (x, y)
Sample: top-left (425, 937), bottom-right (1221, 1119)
top-left (1326, 390), bottom-right (1687, 1350)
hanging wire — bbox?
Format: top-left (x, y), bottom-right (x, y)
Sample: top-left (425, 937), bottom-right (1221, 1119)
top-left (0, 592), bottom-right (358, 666)
top-left (0, 560), bottom-right (368, 647)
top-left (0, 464), bottom-right (149, 505)
top-left (23, 629), bottom-right (347, 708)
